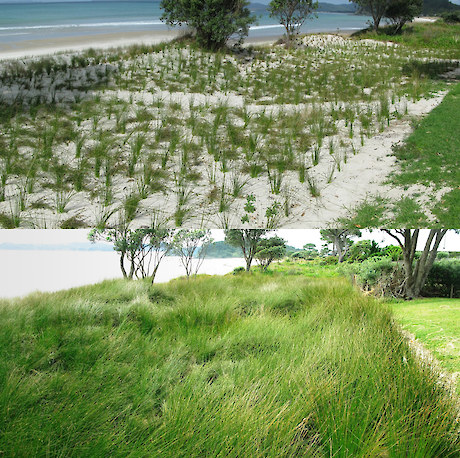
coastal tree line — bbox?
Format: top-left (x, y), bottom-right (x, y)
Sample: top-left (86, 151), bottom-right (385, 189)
top-left (89, 227), bottom-right (287, 282)
top-left (90, 227), bottom-right (456, 300)
top-left (159, 0), bottom-right (428, 50)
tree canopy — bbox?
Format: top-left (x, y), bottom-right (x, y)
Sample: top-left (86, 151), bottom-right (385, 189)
top-left (225, 229), bottom-right (268, 271)
top-left (349, 0), bottom-right (392, 30)
top-left (160, 0), bottom-right (256, 49)
top-left (320, 229), bottom-right (361, 262)
top-left (268, 0), bottom-right (318, 46)
top-left (385, 0), bottom-right (422, 33)
top-left (255, 236), bottom-right (287, 270)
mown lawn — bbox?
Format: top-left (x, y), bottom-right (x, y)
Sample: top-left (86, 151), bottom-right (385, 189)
top-left (391, 297), bottom-right (460, 393)
top-left (0, 272), bottom-right (458, 456)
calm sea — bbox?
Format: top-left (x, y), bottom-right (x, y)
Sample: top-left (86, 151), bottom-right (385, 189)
top-left (0, 1), bottom-right (371, 45)
top-left (0, 250), bottom-right (245, 299)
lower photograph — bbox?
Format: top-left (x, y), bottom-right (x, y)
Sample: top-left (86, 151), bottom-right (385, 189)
top-left (0, 228), bottom-right (459, 456)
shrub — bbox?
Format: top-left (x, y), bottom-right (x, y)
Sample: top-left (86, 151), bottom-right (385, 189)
top-left (441, 11), bottom-right (460, 24)
top-left (232, 266), bottom-right (246, 275)
top-left (422, 259), bottom-right (460, 298)
top-left (346, 240), bottom-right (382, 262)
top-left (383, 244), bottom-right (402, 261)
top-left (321, 255), bottom-right (338, 265)
top-left (341, 257), bottom-right (405, 297)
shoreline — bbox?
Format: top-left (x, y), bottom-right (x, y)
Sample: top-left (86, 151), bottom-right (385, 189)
top-left (0, 29), bottom-right (180, 60)
top-left (0, 250), bottom-right (245, 299)
top-left (0, 28), bottom-right (360, 61)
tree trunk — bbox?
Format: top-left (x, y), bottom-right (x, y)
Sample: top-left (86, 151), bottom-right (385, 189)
top-left (384, 229), bottom-right (447, 299)
top-left (245, 254), bottom-right (253, 272)
top-left (119, 252), bottom-right (128, 279)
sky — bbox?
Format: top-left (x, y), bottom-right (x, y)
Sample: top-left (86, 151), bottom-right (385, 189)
top-left (1, 229), bottom-right (460, 251)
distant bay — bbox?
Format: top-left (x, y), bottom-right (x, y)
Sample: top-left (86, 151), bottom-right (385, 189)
top-left (0, 250), bottom-right (245, 299)
top-left (0, 1), bottom-right (371, 47)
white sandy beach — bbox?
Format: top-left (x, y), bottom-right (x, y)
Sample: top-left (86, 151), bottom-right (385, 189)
top-left (0, 30), bottom-right (181, 60)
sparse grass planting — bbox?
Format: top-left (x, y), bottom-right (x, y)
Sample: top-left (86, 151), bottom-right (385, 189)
top-left (0, 271), bottom-right (458, 456)
top-left (0, 22), bottom-right (459, 228)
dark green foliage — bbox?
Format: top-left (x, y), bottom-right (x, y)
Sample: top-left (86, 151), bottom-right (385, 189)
top-left (441, 11), bottom-right (460, 23)
top-left (255, 236), bottom-right (287, 270)
top-left (382, 244), bottom-right (403, 261)
top-left (385, 0), bottom-right (422, 33)
top-left (422, 259), bottom-right (460, 298)
top-left (225, 229), bottom-right (268, 271)
top-left (346, 240), bottom-right (382, 262)
top-left (423, 0), bottom-right (460, 15)
top-left (160, 0), bottom-right (256, 49)
top-left (349, 0), bottom-right (392, 30)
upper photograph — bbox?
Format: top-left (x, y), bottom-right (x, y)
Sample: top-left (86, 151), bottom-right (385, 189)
top-left (0, 0), bottom-right (459, 229)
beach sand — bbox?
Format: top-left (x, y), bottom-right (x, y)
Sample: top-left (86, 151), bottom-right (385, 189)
top-left (0, 30), bottom-right (180, 60)
top-left (0, 30), bottom-right (453, 228)
top-left (0, 28), bottom-right (356, 60)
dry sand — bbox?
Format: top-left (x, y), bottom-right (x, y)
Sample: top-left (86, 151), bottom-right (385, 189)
top-left (0, 33), bottom-right (454, 229)
top-left (0, 30), bottom-right (180, 60)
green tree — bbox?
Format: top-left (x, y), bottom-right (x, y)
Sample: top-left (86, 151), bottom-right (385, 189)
top-left (172, 229), bottom-right (212, 277)
top-left (385, 0), bottom-right (422, 33)
top-left (320, 229), bottom-right (361, 262)
top-left (303, 242), bottom-right (319, 258)
top-left (382, 229), bottom-right (449, 299)
top-left (349, 0), bottom-right (391, 30)
top-left (89, 223), bottom-right (175, 283)
top-left (160, 0), bottom-right (256, 49)
top-left (268, 0), bottom-right (318, 47)
top-left (255, 236), bottom-right (287, 270)
top-left (225, 229), bottom-right (268, 271)
top-left (346, 240), bottom-right (382, 262)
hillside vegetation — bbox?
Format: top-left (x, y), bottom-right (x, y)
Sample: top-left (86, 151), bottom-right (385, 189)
top-left (0, 271), bottom-right (458, 456)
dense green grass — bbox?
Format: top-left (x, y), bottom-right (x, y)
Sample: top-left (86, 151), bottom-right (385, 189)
top-left (392, 82), bottom-right (460, 189)
top-left (343, 81), bottom-right (460, 228)
top-left (355, 22), bottom-right (460, 58)
top-left (392, 81), bottom-right (460, 226)
top-left (391, 298), bottom-right (460, 393)
top-left (0, 272), bottom-right (458, 456)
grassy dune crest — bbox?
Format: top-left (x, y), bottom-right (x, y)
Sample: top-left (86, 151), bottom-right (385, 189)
top-left (0, 273), bottom-right (458, 456)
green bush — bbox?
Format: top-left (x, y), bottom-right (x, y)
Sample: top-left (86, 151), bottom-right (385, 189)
top-left (321, 255), bottom-right (338, 265)
top-left (346, 240), bottom-right (382, 262)
top-left (232, 266), bottom-right (246, 275)
top-left (340, 257), bottom-right (404, 297)
top-left (422, 259), bottom-right (460, 298)
top-left (441, 11), bottom-right (460, 24)
top-left (383, 245), bottom-right (402, 261)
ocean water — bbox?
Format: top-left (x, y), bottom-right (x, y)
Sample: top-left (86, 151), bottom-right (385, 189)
top-left (0, 1), bottom-right (371, 45)
top-left (0, 250), bottom-right (245, 299)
